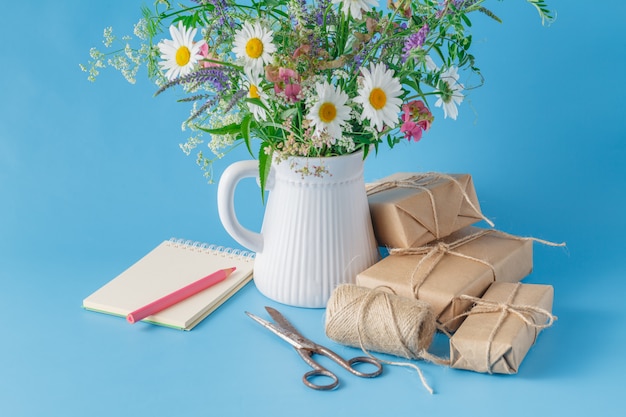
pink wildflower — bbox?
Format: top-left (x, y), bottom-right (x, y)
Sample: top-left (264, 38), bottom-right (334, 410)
top-left (278, 67), bottom-right (297, 81)
top-left (400, 120), bottom-right (424, 142)
top-left (199, 43), bottom-right (221, 68)
top-left (400, 100), bottom-right (434, 142)
top-left (284, 83), bottom-right (302, 101)
top-left (270, 67), bottom-right (302, 102)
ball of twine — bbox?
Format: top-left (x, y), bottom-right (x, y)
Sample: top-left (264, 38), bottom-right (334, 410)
top-left (325, 284), bottom-right (437, 360)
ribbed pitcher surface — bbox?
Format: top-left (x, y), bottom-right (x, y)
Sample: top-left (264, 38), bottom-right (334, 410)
top-left (217, 150), bottom-right (379, 307)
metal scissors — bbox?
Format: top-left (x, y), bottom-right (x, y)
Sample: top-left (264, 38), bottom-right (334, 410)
top-left (246, 306), bottom-right (383, 390)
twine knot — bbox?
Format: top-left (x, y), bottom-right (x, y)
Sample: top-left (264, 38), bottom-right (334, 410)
top-left (389, 230), bottom-right (498, 305)
top-left (434, 241), bottom-right (451, 254)
top-left (454, 283), bottom-right (557, 373)
top-left (458, 292), bottom-right (557, 331)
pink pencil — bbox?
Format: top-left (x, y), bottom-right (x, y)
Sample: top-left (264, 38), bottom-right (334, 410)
top-left (126, 267), bottom-right (236, 324)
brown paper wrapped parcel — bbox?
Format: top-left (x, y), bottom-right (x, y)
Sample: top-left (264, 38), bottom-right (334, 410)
top-left (356, 226), bottom-right (533, 332)
top-left (449, 282), bottom-right (555, 374)
top-left (366, 173), bottom-right (489, 248)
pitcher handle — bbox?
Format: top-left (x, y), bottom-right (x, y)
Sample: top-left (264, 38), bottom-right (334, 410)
top-left (217, 160), bottom-right (264, 253)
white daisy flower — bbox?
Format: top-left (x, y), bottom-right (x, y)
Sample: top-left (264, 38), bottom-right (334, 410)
top-left (435, 66), bottom-right (464, 120)
top-left (245, 69), bottom-right (269, 122)
top-left (232, 21), bottom-right (276, 75)
top-left (306, 82), bottom-right (352, 142)
top-left (354, 63), bottom-right (403, 132)
top-left (332, 0), bottom-right (378, 20)
top-left (157, 22), bottom-right (206, 81)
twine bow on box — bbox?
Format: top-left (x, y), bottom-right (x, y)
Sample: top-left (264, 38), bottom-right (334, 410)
top-left (450, 282), bottom-right (558, 374)
top-left (389, 229), bottom-right (497, 299)
top-left (390, 229), bottom-right (565, 301)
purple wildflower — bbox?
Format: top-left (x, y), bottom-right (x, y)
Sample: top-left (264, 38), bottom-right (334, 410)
top-left (188, 95), bottom-right (221, 121)
top-left (354, 32), bottom-right (382, 70)
top-left (402, 24), bottom-right (429, 62)
top-left (223, 89), bottom-right (247, 113)
top-left (354, 51), bottom-right (365, 69)
top-left (316, 0), bottom-right (332, 25)
top-left (192, 0), bottom-right (228, 8)
top-left (190, 68), bottom-right (231, 92)
top-left (155, 67), bottom-right (234, 99)
top-left (193, 0), bottom-right (232, 26)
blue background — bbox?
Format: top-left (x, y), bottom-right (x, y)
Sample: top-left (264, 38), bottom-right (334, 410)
top-left (1, 1), bottom-right (624, 416)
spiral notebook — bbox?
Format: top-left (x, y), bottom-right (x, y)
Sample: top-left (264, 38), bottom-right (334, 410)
top-left (83, 239), bottom-right (255, 330)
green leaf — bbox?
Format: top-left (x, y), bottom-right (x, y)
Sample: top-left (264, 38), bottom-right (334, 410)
top-left (461, 13), bottom-right (472, 27)
top-left (464, 35), bottom-right (472, 50)
top-left (432, 45), bottom-right (446, 64)
top-left (171, 16), bottom-right (185, 25)
top-left (449, 43), bottom-right (457, 60)
top-left (198, 121), bottom-right (242, 136)
top-left (240, 114), bottom-right (254, 157)
top-left (258, 143), bottom-right (272, 202)
top-left (281, 107), bottom-right (298, 120)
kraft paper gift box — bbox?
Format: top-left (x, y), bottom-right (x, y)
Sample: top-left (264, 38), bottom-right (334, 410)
top-left (355, 226), bottom-right (533, 332)
top-left (449, 282), bottom-right (555, 374)
top-left (365, 173), bottom-right (491, 248)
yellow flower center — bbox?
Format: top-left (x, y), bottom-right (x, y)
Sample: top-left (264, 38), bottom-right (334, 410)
top-left (369, 87), bottom-right (387, 110)
top-left (319, 102), bottom-right (337, 123)
top-left (175, 46), bottom-right (191, 67)
top-left (249, 84), bottom-right (260, 99)
top-left (245, 38), bottom-right (264, 59)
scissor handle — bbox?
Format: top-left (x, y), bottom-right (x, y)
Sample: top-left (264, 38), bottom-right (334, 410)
top-left (297, 346), bottom-right (383, 390)
top-left (343, 355), bottom-right (384, 378)
top-left (302, 368), bottom-right (339, 391)
top-left (315, 345), bottom-right (383, 378)
top-left (296, 348), bottom-right (339, 390)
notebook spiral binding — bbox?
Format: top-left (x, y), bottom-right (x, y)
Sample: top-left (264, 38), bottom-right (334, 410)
top-left (167, 238), bottom-right (255, 261)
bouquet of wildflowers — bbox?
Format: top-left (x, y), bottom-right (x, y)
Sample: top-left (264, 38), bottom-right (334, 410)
top-left (82, 0), bottom-right (551, 190)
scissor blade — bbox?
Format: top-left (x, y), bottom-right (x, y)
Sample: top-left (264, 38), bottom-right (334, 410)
top-left (264, 306), bottom-right (303, 336)
top-left (245, 311), bottom-right (306, 350)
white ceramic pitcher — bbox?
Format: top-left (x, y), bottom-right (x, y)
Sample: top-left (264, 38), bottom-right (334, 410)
top-left (217, 150), bottom-right (379, 307)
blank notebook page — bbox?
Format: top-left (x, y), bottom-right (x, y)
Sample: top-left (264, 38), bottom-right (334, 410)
top-left (83, 239), bottom-right (255, 330)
